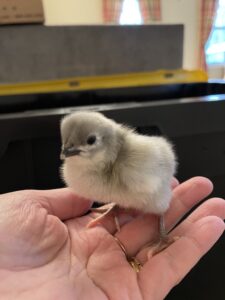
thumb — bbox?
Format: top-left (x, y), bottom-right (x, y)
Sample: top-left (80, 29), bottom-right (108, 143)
top-left (35, 188), bottom-right (93, 220)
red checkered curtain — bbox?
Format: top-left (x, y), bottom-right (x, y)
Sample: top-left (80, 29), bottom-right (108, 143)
top-left (199, 0), bottom-right (218, 70)
top-left (139, 0), bottom-right (161, 23)
top-left (103, 0), bottom-right (124, 24)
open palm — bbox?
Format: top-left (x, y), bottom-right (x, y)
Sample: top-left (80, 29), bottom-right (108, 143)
top-left (0, 177), bottom-right (224, 300)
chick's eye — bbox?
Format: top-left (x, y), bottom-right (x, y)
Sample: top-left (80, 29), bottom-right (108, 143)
top-left (87, 135), bottom-right (96, 145)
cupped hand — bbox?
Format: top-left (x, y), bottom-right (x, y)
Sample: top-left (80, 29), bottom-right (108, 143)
top-left (0, 177), bottom-right (224, 300)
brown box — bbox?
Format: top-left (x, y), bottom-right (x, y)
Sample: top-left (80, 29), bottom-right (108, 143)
top-left (0, 0), bottom-right (44, 24)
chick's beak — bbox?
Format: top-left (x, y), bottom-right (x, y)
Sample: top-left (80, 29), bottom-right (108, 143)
top-left (60, 146), bottom-right (82, 159)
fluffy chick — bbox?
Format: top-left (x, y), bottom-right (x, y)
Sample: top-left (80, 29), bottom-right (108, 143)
top-left (60, 111), bottom-right (176, 242)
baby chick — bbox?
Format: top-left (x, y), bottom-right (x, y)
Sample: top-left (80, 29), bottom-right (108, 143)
top-left (60, 111), bottom-right (176, 248)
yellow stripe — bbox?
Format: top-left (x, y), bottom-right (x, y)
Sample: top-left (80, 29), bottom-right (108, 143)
top-left (0, 69), bottom-right (208, 96)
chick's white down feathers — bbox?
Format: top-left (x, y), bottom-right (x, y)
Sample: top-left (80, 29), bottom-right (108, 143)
top-left (61, 111), bottom-right (176, 215)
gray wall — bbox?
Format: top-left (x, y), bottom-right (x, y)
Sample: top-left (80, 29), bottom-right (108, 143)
top-left (0, 25), bottom-right (183, 83)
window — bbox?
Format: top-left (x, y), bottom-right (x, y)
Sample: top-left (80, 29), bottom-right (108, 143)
top-left (119, 0), bottom-right (143, 25)
top-left (205, 0), bottom-right (225, 65)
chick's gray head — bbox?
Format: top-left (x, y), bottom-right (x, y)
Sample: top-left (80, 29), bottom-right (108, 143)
top-left (60, 111), bottom-right (120, 162)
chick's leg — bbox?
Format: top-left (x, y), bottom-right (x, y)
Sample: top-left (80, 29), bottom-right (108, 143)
top-left (159, 215), bottom-right (167, 241)
top-left (151, 215), bottom-right (178, 255)
top-left (87, 203), bottom-right (120, 231)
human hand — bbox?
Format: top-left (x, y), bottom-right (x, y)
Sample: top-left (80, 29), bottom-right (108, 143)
top-left (0, 177), bottom-right (224, 300)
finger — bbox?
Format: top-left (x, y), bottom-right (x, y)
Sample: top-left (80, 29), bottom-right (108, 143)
top-left (171, 177), bottom-right (179, 189)
top-left (165, 176), bottom-right (213, 231)
top-left (114, 214), bottom-right (158, 255)
top-left (115, 177), bottom-right (213, 257)
top-left (138, 216), bottom-right (225, 300)
top-left (36, 188), bottom-right (93, 220)
top-left (171, 197), bottom-right (225, 237)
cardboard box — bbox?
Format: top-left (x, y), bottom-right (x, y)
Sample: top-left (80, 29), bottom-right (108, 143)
top-left (0, 0), bottom-right (44, 24)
